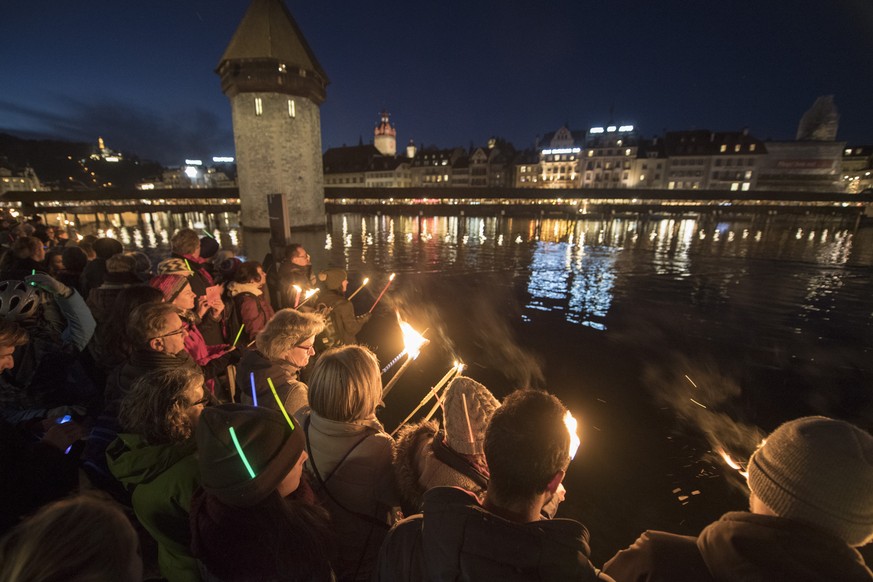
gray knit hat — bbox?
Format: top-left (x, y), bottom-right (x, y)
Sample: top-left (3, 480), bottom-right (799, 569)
top-left (747, 416), bottom-right (873, 546)
top-left (197, 404), bottom-right (306, 508)
top-left (443, 376), bottom-right (500, 455)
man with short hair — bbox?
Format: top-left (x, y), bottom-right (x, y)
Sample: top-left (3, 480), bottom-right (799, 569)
top-left (376, 389), bottom-right (613, 581)
top-left (105, 302), bottom-right (200, 414)
top-left (268, 243), bottom-right (315, 310)
top-left (603, 416), bottom-right (873, 581)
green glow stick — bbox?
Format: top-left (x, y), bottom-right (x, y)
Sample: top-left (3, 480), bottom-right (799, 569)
top-left (267, 377), bottom-right (295, 430)
top-left (228, 426), bottom-right (256, 479)
top-left (184, 259), bottom-right (192, 271)
top-left (201, 229), bottom-right (216, 239)
top-left (232, 323), bottom-right (245, 347)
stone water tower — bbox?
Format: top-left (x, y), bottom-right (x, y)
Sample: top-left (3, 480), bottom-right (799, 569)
top-left (217, 0), bottom-right (329, 257)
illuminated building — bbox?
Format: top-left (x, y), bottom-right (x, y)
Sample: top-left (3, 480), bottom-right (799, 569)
top-left (0, 166), bottom-right (45, 194)
top-left (534, 126), bottom-right (586, 189)
top-left (322, 144), bottom-right (411, 188)
top-left (757, 141), bottom-right (846, 192)
top-left (409, 147), bottom-right (465, 187)
top-left (90, 136), bottom-right (123, 163)
top-left (217, 0), bottom-right (329, 234)
top-left (580, 124), bottom-right (641, 189)
top-left (841, 146), bottom-right (873, 193)
top-left (374, 110), bottom-right (397, 156)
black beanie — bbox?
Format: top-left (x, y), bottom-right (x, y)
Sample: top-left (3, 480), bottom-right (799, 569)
top-left (197, 404), bottom-right (306, 507)
top-left (94, 237), bottom-right (123, 259)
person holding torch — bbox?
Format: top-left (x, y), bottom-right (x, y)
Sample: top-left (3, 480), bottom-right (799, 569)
top-left (377, 389), bottom-right (613, 582)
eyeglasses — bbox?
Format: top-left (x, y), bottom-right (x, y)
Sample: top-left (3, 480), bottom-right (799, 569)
top-left (191, 395), bottom-right (211, 407)
top-left (151, 325), bottom-right (188, 341)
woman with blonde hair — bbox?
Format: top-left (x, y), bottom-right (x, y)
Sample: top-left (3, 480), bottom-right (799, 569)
top-left (301, 345), bottom-right (401, 581)
top-left (0, 494), bottom-right (142, 582)
top-left (236, 308), bottom-right (323, 416)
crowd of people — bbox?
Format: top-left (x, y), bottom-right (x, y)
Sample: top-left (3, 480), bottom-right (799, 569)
top-left (0, 213), bottom-right (871, 581)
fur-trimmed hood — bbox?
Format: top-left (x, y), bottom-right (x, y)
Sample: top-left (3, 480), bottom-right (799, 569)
top-left (393, 420), bottom-right (489, 512)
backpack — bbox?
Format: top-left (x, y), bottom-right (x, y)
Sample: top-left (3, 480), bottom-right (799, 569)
top-left (225, 292), bottom-right (262, 346)
top-left (314, 303), bottom-right (341, 353)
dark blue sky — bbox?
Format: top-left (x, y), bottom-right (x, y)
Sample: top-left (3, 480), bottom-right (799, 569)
top-left (2, 0), bottom-right (873, 165)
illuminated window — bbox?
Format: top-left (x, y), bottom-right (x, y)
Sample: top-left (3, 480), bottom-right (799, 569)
top-left (587, 150), bottom-right (593, 157)
top-left (720, 145), bottom-right (727, 152)
top-left (288, 99), bottom-right (296, 118)
top-left (734, 144), bottom-right (741, 152)
top-left (625, 149), bottom-right (631, 156)
top-left (745, 170), bottom-right (752, 179)
top-left (731, 182), bottom-right (739, 191)
top-left (750, 144), bottom-right (756, 152)
top-left (741, 182), bottom-right (750, 191)
top-left (640, 174), bottom-right (646, 181)
top-left (254, 98), bottom-right (263, 116)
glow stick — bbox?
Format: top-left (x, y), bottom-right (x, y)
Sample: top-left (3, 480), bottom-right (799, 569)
top-left (267, 377), bottom-right (295, 429)
top-left (348, 277), bottom-right (369, 300)
top-left (229, 426), bottom-right (256, 478)
top-left (201, 229), bottom-right (216, 239)
top-left (369, 273), bottom-right (396, 314)
top-left (184, 259), bottom-right (192, 271)
top-left (232, 324), bottom-right (245, 347)
top-left (249, 372), bottom-right (258, 407)
top-left (381, 351), bottom-right (407, 375)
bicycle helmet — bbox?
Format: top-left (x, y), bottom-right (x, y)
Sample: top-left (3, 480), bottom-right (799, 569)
top-left (0, 280), bottom-right (41, 322)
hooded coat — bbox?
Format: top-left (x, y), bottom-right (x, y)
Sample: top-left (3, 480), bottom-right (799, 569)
top-left (393, 420), bottom-right (489, 512)
top-left (235, 348), bottom-right (308, 416)
top-left (602, 511), bottom-right (873, 582)
top-left (106, 434), bottom-right (200, 582)
top-left (376, 486), bottom-right (609, 582)
top-left (317, 289), bottom-right (369, 346)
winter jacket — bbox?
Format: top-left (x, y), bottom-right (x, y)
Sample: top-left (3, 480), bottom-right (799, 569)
top-left (173, 252), bottom-right (224, 346)
top-left (0, 257), bottom-right (47, 281)
top-left (182, 317), bottom-right (236, 396)
top-left (602, 511), bottom-right (873, 582)
top-left (376, 486), bottom-right (611, 582)
top-left (393, 420), bottom-right (489, 512)
top-left (3, 289), bottom-right (96, 410)
top-left (189, 478), bottom-right (336, 582)
top-left (226, 282), bottom-right (274, 341)
top-left (85, 272), bottom-right (143, 325)
top-left (318, 289), bottom-right (369, 346)
top-left (106, 434), bottom-right (201, 582)
top-left (302, 410), bottom-right (401, 581)
top-left (236, 348), bottom-right (308, 416)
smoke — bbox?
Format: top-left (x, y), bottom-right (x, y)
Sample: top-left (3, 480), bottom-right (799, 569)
top-left (387, 272), bottom-right (544, 389)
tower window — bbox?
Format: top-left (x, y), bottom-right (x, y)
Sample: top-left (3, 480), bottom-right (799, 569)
top-left (288, 99), bottom-right (296, 118)
top-left (254, 98), bottom-right (263, 116)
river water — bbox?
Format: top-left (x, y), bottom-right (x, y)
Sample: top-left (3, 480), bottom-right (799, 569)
top-left (74, 208), bottom-right (873, 562)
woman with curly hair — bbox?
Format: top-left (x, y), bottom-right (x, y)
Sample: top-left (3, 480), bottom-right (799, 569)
top-left (107, 366), bottom-right (208, 582)
top-left (236, 308), bottom-right (323, 417)
top-left (301, 345), bottom-right (402, 581)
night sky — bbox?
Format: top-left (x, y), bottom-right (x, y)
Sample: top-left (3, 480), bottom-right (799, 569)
top-left (2, 1), bottom-right (873, 166)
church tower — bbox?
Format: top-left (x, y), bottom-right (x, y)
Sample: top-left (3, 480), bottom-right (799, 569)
top-left (217, 0), bottom-right (329, 239)
top-left (374, 110), bottom-right (397, 156)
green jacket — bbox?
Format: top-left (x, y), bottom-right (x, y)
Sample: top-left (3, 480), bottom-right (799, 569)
top-left (107, 433), bottom-right (201, 582)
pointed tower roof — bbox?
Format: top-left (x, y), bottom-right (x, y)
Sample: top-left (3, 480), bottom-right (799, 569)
top-left (217, 0), bottom-right (328, 102)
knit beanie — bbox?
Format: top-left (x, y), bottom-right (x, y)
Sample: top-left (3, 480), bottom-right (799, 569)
top-left (443, 376), bottom-right (500, 455)
top-left (149, 274), bottom-right (189, 303)
top-left (197, 404), bottom-right (306, 507)
top-left (94, 237), bottom-right (123, 259)
top-left (156, 258), bottom-right (194, 276)
top-left (200, 236), bottom-right (220, 260)
top-left (318, 268), bottom-right (347, 291)
top-left (747, 416), bottom-right (873, 546)
top-left (106, 253), bottom-right (137, 273)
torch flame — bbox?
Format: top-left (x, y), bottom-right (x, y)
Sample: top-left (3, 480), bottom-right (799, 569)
top-left (362, 277), bottom-right (370, 285)
top-left (564, 411), bottom-right (581, 460)
top-left (397, 316), bottom-right (427, 360)
top-left (304, 288), bottom-right (317, 299)
top-left (718, 448), bottom-right (749, 478)
top-left (389, 273), bottom-right (396, 281)
top-left (292, 285), bottom-right (302, 294)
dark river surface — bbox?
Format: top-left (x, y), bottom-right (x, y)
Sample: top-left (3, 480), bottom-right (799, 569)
top-left (81, 208), bottom-right (873, 563)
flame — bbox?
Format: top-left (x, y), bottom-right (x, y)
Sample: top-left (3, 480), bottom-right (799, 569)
top-left (76, 233), bottom-right (84, 241)
top-left (362, 277), bottom-right (370, 286)
top-left (389, 273), bottom-right (396, 282)
top-left (292, 285), bottom-right (302, 294)
top-left (396, 315), bottom-right (427, 359)
top-left (303, 288), bottom-right (317, 299)
top-left (564, 411), bottom-right (581, 460)
top-left (717, 448), bottom-right (749, 478)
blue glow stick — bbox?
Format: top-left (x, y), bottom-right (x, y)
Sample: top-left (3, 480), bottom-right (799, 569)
top-left (249, 372), bottom-right (258, 407)
top-left (267, 377), bottom-right (295, 430)
top-left (228, 426), bottom-right (256, 479)
top-left (56, 414), bottom-right (72, 424)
